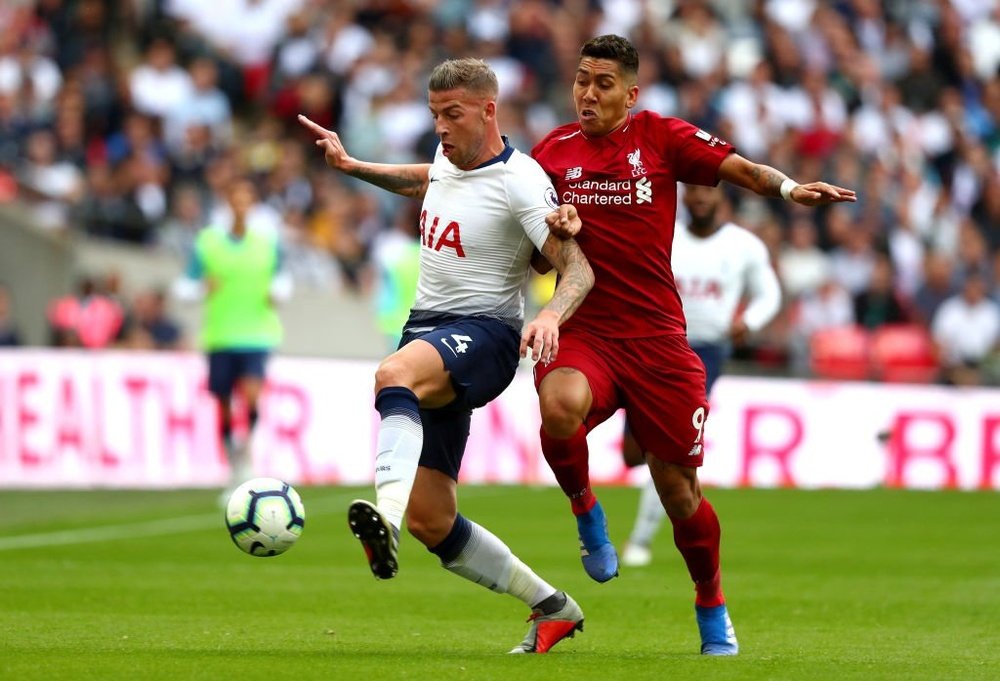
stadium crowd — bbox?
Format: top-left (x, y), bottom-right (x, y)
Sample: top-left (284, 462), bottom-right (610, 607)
top-left (1, 0), bottom-right (999, 383)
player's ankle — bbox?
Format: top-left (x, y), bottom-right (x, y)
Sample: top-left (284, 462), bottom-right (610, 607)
top-left (570, 489), bottom-right (597, 515)
top-left (694, 580), bottom-right (725, 608)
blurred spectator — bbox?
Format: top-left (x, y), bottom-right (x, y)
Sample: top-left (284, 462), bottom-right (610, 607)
top-left (47, 276), bottom-right (125, 349)
top-left (970, 171), bottom-right (1000, 253)
top-left (105, 110), bottom-right (166, 167)
top-left (0, 283), bottom-right (22, 346)
top-left (954, 221), bottom-right (993, 284)
top-left (778, 217), bottom-right (829, 300)
top-left (0, 90), bottom-right (29, 171)
top-left (128, 36), bottom-right (192, 121)
top-left (913, 251), bottom-right (959, 327)
top-left (830, 225), bottom-right (878, 297)
top-left (789, 274), bottom-right (855, 373)
top-left (163, 55), bottom-right (232, 153)
top-left (76, 161), bottom-right (153, 242)
top-left (931, 270), bottom-right (1000, 386)
top-left (158, 182), bottom-right (206, 256)
top-left (121, 288), bottom-right (184, 350)
top-left (17, 128), bottom-right (85, 230)
top-left (853, 254), bottom-right (911, 330)
top-left (0, 29), bottom-right (62, 118)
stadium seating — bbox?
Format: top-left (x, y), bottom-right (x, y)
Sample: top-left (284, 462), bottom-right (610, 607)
top-left (869, 324), bottom-right (940, 383)
top-left (809, 325), bottom-right (871, 381)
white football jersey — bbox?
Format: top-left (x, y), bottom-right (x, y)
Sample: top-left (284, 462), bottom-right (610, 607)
top-left (413, 143), bottom-right (557, 325)
top-left (672, 221), bottom-right (781, 343)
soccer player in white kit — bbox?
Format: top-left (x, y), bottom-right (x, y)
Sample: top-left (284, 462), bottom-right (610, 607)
top-left (299, 58), bottom-right (595, 654)
top-left (621, 183), bottom-right (782, 567)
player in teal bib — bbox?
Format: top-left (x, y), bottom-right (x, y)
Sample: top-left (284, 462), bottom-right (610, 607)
top-left (176, 178), bottom-right (291, 500)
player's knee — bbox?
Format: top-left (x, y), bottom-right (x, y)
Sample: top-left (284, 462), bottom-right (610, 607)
top-left (540, 403), bottom-right (583, 439)
top-left (374, 356), bottom-right (412, 393)
top-left (538, 388), bottom-right (587, 437)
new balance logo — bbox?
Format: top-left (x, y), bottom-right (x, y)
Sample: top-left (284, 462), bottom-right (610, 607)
top-left (636, 176), bottom-right (652, 204)
top-left (441, 333), bottom-right (473, 356)
top-left (565, 166), bottom-right (583, 180)
top-left (688, 443), bottom-right (703, 457)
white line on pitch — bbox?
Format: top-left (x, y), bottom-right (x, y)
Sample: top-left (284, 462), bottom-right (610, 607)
top-left (0, 514), bottom-right (218, 551)
top-left (0, 485), bottom-right (525, 551)
top-left (0, 489), bottom-right (366, 551)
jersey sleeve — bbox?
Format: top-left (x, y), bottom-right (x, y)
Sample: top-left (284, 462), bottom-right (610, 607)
top-left (507, 156), bottom-right (559, 252)
top-left (662, 117), bottom-right (734, 186)
top-left (740, 231), bottom-right (782, 333)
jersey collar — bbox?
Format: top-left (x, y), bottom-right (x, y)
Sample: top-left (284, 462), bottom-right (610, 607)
top-left (580, 113), bottom-right (633, 148)
top-left (474, 135), bottom-right (515, 169)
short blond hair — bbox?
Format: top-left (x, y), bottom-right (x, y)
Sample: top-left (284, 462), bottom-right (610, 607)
top-left (428, 58), bottom-right (499, 98)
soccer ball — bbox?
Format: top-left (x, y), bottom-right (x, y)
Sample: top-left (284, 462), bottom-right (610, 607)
top-left (225, 477), bottom-right (305, 557)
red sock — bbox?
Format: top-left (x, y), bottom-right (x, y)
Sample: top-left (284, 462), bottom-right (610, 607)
top-left (539, 425), bottom-right (595, 514)
top-left (671, 497), bottom-right (725, 607)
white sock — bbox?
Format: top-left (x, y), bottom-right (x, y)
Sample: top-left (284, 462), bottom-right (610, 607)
top-left (442, 518), bottom-right (555, 608)
top-left (226, 438), bottom-right (252, 486)
top-left (628, 476), bottom-right (666, 547)
top-left (373, 388), bottom-right (423, 531)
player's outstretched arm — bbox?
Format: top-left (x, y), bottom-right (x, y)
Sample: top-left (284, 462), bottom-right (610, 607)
top-left (297, 114), bottom-right (431, 199)
top-left (718, 153), bottom-right (857, 207)
top-left (520, 233), bottom-right (594, 364)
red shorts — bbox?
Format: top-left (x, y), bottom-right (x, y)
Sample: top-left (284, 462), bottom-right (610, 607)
top-left (534, 330), bottom-right (709, 466)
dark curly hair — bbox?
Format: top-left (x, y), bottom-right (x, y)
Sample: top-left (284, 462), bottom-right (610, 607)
top-left (580, 34), bottom-right (639, 78)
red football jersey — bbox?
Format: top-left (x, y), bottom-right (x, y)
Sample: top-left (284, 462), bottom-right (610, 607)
top-left (532, 111), bottom-right (733, 337)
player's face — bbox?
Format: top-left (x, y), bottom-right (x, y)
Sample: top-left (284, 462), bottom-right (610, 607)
top-left (573, 57), bottom-right (638, 137)
top-left (429, 88), bottom-right (493, 170)
top-left (228, 180), bottom-right (257, 220)
top-left (682, 184), bottom-right (722, 227)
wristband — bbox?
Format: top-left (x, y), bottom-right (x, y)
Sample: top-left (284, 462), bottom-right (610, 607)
top-left (780, 178), bottom-right (799, 202)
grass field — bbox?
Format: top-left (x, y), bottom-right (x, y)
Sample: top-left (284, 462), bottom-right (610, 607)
top-left (1, 485), bottom-right (997, 680)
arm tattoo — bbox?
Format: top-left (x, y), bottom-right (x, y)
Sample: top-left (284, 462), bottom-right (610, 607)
top-left (539, 236), bottom-right (594, 323)
top-left (749, 164), bottom-right (786, 198)
top-left (350, 163), bottom-right (431, 198)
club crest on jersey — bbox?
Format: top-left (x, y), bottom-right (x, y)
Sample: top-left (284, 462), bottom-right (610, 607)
top-left (627, 148), bottom-right (646, 177)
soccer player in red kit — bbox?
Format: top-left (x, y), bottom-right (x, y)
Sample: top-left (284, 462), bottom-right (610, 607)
top-left (531, 34), bottom-right (856, 655)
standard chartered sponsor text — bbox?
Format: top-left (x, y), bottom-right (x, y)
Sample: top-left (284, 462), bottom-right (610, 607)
top-left (562, 179), bottom-right (635, 205)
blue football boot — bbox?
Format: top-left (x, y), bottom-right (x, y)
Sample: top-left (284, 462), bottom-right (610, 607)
top-left (695, 603), bottom-right (739, 655)
top-left (576, 500), bottom-right (619, 583)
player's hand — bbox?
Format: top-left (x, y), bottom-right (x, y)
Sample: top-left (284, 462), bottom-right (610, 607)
top-left (520, 310), bottom-right (560, 364)
top-left (729, 318), bottom-right (750, 346)
top-left (790, 182), bottom-right (857, 206)
top-left (545, 204), bottom-right (582, 239)
top-left (297, 114), bottom-right (354, 172)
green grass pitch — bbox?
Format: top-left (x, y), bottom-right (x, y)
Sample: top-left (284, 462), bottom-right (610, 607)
top-left (1, 485), bottom-right (997, 680)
